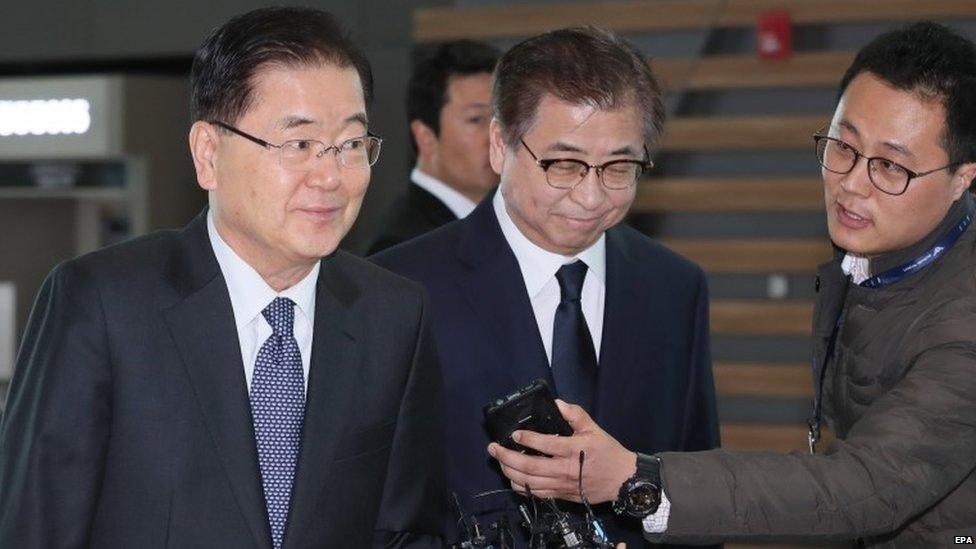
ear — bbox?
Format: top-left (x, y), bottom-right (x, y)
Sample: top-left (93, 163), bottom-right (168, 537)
top-left (488, 118), bottom-right (508, 176)
top-left (950, 161), bottom-right (976, 201)
top-left (189, 121), bottom-right (220, 191)
top-left (410, 119), bottom-right (438, 159)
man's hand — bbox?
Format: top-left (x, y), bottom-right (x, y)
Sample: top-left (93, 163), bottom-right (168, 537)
top-left (487, 399), bottom-right (636, 504)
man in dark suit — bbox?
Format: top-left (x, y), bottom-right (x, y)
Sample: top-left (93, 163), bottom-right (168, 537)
top-left (0, 7), bottom-right (444, 548)
top-left (374, 27), bottom-right (719, 548)
top-left (368, 40), bottom-right (500, 254)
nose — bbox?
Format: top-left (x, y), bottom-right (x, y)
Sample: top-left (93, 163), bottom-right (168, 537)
top-left (836, 155), bottom-right (873, 198)
top-left (569, 167), bottom-right (606, 211)
top-left (305, 149), bottom-right (343, 191)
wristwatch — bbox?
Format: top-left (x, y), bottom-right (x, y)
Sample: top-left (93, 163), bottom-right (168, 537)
top-left (612, 452), bottom-right (662, 519)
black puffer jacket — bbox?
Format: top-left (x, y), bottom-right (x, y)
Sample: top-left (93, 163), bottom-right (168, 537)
top-left (647, 193), bottom-right (976, 548)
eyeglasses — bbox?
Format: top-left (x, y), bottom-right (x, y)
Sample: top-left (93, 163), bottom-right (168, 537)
top-left (813, 134), bottom-right (956, 196)
top-left (520, 138), bottom-right (652, 190)
top-left (213, 121), bottom-right (382, 171)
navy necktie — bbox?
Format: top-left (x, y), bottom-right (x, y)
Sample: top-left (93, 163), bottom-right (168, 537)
top-left (552, 260), bottom-right (598, 414)
top-left (251, 297), bottom-right (306, 549)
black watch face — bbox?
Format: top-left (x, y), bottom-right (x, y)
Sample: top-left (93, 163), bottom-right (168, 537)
top-left (626, 482), bottom-right (660, 517)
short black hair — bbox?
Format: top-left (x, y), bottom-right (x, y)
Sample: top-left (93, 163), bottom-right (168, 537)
top-left (191, 6), bottom-right (373, 124)
top-left (492, 26), bottom-right (664, 149)
top-left (839, 22), bottom-right (976, 184)
top-left (406, 39), bottom-right (500, 144)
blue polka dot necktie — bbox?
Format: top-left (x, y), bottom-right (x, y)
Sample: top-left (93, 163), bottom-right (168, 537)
top-left (552, 260), bottom-right (598, 414)
top-left (251, 297), bottom-right (305, 549)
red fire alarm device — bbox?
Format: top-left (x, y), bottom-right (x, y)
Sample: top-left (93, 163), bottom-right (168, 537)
top-left (757, 10), bottom-right (792, 60)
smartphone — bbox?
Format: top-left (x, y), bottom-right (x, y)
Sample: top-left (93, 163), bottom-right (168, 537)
top-left (483, 379), bottom-right (574, 456)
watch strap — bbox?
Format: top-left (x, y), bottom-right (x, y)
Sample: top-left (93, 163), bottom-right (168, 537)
top-left (635, 452), bottom-right (661, 485)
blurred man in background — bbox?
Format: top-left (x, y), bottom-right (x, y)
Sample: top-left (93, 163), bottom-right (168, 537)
top-left (368, 40), bottom-right (500, 254)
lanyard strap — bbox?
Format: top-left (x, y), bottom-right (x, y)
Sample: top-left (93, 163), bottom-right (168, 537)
top-left (807, 214), bottom-right (971, 454)
top-left (860, 214), bottom-right (972, 289)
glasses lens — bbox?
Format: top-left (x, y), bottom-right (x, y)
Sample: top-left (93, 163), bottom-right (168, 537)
top-left (337, 136), bottom-right (382, 168)
top-left (545, 160), bottom-right (586, 189)
top-left (817, 137), bottom-right (857, 174)
top-left (279, 140), bottom-right (318, 170)
top-left (602, 161), bottom-right (642, 189)
top-left (365, 137), bottom-right (382, 166)
top-left (867, 158), bottom-right (910, 194)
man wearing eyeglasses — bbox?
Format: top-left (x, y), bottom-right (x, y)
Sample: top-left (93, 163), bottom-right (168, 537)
top-left (0, 7), bottom-right (445, 548)
top-left (487, 22), bottom-right (976, 548)
top-left (374, 27), bottom-right (719, 547)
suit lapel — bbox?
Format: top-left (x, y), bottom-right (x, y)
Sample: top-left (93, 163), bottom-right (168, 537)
top-left (162, 214), bottom-right (271, 549)
top-left (283, 254), bottom-right (363, 548)
top-left (409, 182), bottom-right (458, 228)
top-left (456, 197), bottom-right (554, 392)
top-left (594, 228), bottom-right (667, 426)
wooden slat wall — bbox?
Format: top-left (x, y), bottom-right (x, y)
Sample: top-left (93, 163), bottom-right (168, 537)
top-left (722, 422), bottom-right (835, 452)
top-left (653, 51), bottom-right (854, 91)
top-left (416, 0), bottom-right (976, 42)
top-left (661, 115), bottom-right (826, 151)
top-left (659, 238), bottom-right (832, 273)
top-left (633, 178), bottom-right (825, 212)
top-left (712, 300), bottom-right (813, 336)
top-left (714, 362), bottom-right (812, 398)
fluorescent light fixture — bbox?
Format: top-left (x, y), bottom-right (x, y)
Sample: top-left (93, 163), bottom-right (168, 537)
top-left (0, 98), bottom-right (92, 137)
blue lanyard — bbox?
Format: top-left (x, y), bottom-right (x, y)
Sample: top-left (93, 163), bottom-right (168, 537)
top-left (860, 213), bottom-right (972, 288)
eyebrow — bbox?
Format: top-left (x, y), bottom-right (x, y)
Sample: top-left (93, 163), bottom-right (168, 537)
top-left (546, 141), bottom-right (639, 156)
top-left (837, 120), bottom-right (859, 137)
top-left (277, 112), bottom-right (369, 132)
top-left (881, 140), bottom-right (914, 159)
top-left (837, 119), bottom-right (914, 159)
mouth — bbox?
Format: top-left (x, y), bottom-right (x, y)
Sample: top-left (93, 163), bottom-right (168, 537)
top-left (297, 205), bottom-right (343, 223)
top-left (557, 214), bottom-right (602, 227)
top-left (835, 202), bottom-right (873, 229)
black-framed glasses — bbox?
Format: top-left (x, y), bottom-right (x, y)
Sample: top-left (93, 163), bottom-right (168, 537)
top-left (813, 134), bottom-right (956, 196)
top-left (213, 121), bottom-right (382, 171)
top-left (520, 138), bottom-right (652, 190)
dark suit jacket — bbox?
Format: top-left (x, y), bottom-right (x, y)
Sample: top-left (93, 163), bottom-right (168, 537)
top-left (0, 213), bottom-right (445, 548)
top-left (368, 182), bottom-right (458, 255)
top-left (373, 196), bottom-right (720, 548)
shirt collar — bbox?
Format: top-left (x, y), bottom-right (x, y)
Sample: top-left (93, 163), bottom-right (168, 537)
top-left (492, 189), bottom-right (606, 298)
top-left (411, 167), bottom-right (477, 219)
top-left (207, 210), bottom-right (319, 330)
top-left (840, 253), bottom-right (870, 284)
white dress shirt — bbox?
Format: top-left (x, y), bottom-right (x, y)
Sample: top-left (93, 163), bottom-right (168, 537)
top-left (492, 190), bottom-right (605, 363)
top-left (411, 167), bottom-right (478, 220)
top-left (207, 211), bottom-right (318, 392)
top-left (841, 253), bottom-right (870, 284)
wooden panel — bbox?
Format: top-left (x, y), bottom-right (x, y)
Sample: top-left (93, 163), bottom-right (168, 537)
top-left (633, 177), bottom-right (824, 212)
top-left (661, 115), bottom-right (825, 151)
top-left (722, 422), bottom-right (826, 452)
top-left (416, 0), bottom-right (976, 41)
top-left (659, 238), bottom-right (831, 273)
top-left (713, 361), bottom-right (812, 398)
top-left (711, 300), bottom-right (813, 336)
top-left (653, 51), bottom-right (854, 91)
